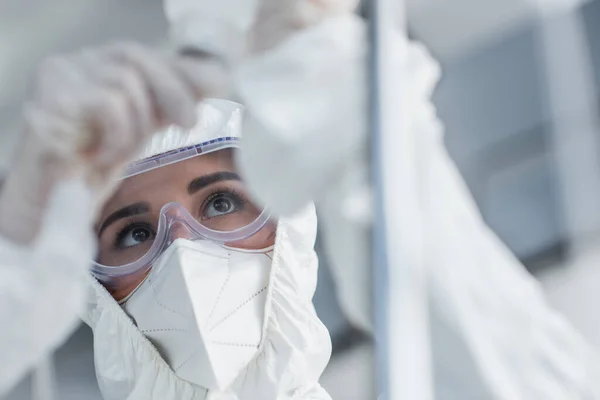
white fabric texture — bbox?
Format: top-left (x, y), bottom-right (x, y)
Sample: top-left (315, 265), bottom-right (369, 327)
top-left (226, 9), bottom-right (600, 400)
top-left (82, 204), bottom-right (332, 400)
top-left (0, 178), bottom-right (96, 396)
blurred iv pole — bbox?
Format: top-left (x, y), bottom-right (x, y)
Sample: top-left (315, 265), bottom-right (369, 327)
top-left (533, 0), bottom-right (600, 253)
top-left (368, 0), bottom-right (433, 398)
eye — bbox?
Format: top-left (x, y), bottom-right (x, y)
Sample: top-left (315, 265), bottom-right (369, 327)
top-left (203, 192), bottom-right (246, 219)
top-left (115, 222), bottom-right (155, 249)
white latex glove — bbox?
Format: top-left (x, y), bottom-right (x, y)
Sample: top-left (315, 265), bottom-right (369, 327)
top-left (164, 0), bottom-right (357, 63)
top-left (0, 42), bottom-right (227, 244)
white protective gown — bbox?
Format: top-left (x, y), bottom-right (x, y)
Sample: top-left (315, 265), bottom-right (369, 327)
top-left (0, 178), bottom-right (96, 396)
top-left (221, 8), bottom-right (600, 400)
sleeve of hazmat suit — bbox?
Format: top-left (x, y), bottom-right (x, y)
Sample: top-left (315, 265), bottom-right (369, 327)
top-left (403, 41), bottom-right (600, 398)
top-left (0, 177), bottom-right (96, 396)
top-left (0, 41), bottom-right (227, 397)
top-left (217, 9), bottom-right (600, 400)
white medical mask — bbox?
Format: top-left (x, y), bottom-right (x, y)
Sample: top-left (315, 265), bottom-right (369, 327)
top-left (121, 238), bottom-right (273, 391)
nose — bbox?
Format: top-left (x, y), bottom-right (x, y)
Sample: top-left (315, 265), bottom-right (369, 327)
top-left (168, 220), bottom-right (196, 241)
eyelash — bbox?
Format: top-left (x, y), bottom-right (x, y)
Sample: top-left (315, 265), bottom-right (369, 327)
top-left (200, 188), bottom-right (249, 217)
top-left (113, 220), bottom-right (155, 250)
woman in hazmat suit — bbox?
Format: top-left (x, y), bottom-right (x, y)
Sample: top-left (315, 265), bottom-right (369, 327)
top-left (85, 97), bottom-right (332, 400)
top-left (0, 41), bottom-right (332, 399)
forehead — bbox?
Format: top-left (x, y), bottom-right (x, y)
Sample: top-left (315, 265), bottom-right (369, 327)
top-left (103, 150), bottom-right (236, 211)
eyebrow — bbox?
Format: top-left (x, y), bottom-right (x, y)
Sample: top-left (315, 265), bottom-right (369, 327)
top-left (98, 202), bottom-right (150, 237)
top-left (188, 171), bottom-right (241, 195)
top-left (97, 172), bottom-right (240, 237)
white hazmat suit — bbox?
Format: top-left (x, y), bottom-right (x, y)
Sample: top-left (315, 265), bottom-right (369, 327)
top-left (0, 178), bottom-right (95, 395)
top-left (164, 0), bottom-right (600, 398)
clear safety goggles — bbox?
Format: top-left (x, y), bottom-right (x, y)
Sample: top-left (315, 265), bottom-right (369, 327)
top-left (91, 139), bottom-right (273, 296)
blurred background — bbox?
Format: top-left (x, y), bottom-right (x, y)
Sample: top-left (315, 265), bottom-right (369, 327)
top-left (3, 0), bottom-right (600, 399)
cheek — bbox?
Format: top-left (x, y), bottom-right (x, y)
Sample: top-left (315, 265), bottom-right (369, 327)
top-left (104, 269), bottom-right (150, 302)
top-left (226, 222), bottom-right (277, 250)
top-left (254, 224), bottom-right (277, 248)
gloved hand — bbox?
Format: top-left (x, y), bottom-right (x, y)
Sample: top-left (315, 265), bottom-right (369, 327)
top-left (165, 0), bottom-right (261, 62)
top-left (164, 0), bottom-right (358, 63)
top-left (0, 42), bottom-right (227, 245)
top-left (249, 0), bottom-right (359, 53)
